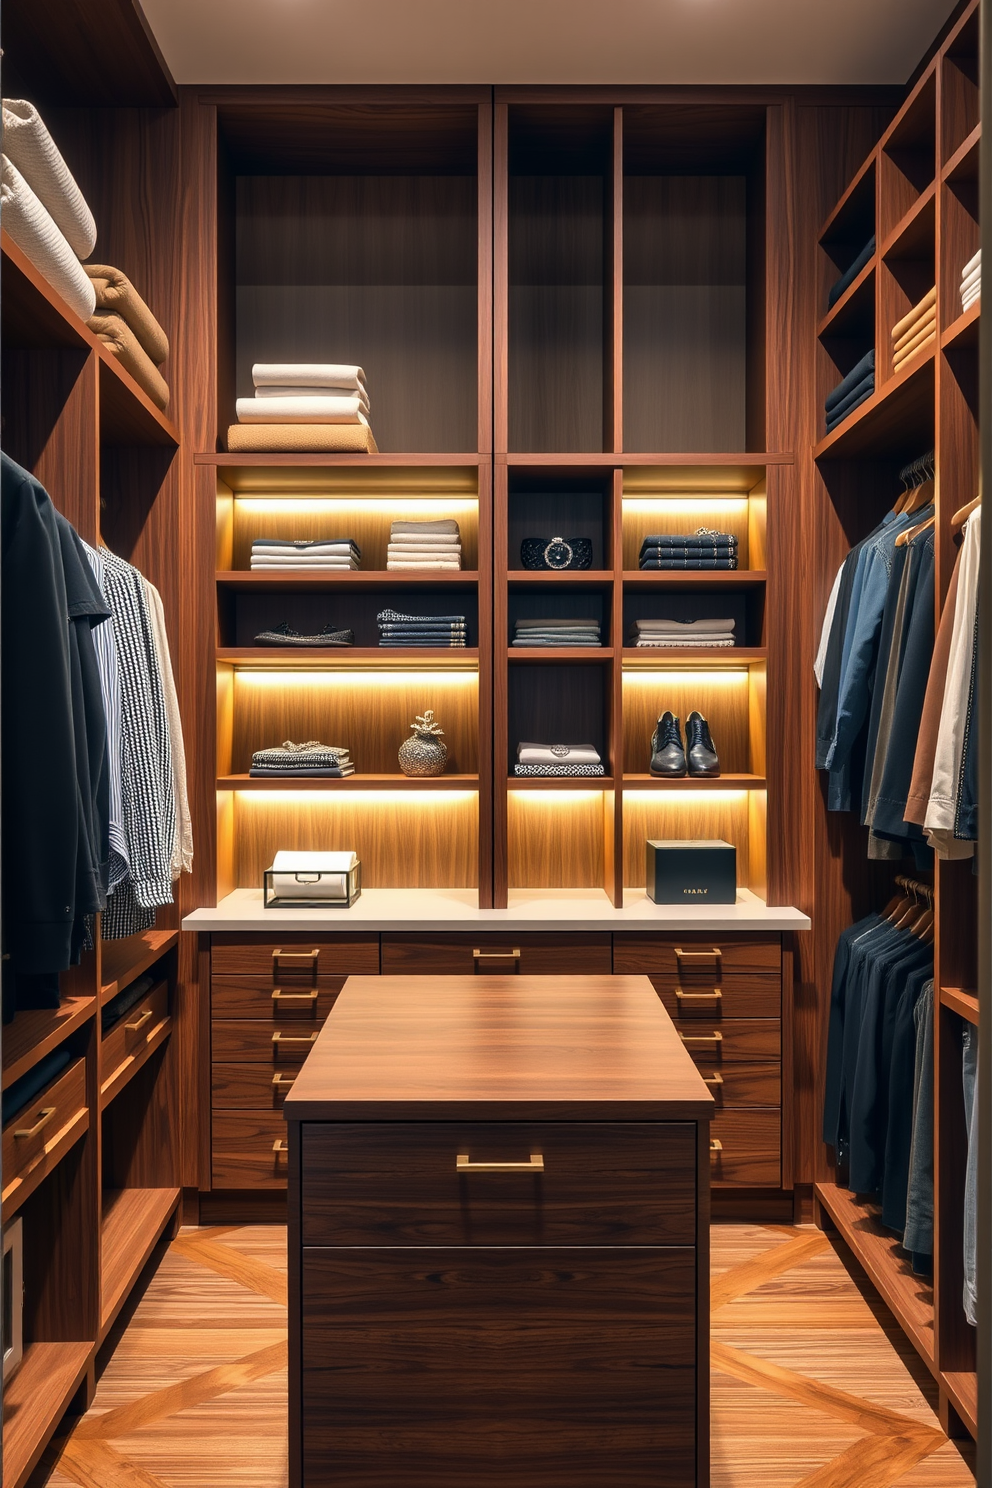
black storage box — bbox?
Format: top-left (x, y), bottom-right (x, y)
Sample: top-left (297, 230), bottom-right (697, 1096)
top-left (645, 839), bottom-right (737, 905)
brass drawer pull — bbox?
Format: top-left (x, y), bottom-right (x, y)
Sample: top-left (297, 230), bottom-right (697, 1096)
top-left (676, 946), bottom-right (722, 960)
top-left (272, 1139), bottom-right (288, 1155)
top-left (13, 1106), bottom-right (56, 1140)
top-left (675, 988), bottom-right (722, 1003)
top-left (271, 1032), bottom-right (318, 1046)
top-left (702, 1072), bottom-right (724, 1087)
top-left (680, 1031), bottom-right (723, 1046)
top-left (272, 1073), bottom-right (297, 1089)
top-left (473, 948), bottom-right (521, 961)
top-left (710, 1139), bottom-right (723, 1154)
top-left (457, 1152), bottom-right (544, 1173)
top-left (272, 948), bottom-right (320, 962)
top-left (272, 989), bottom-right (318, 1003)
top-left (125, 1008), bottom-right (154, 1033)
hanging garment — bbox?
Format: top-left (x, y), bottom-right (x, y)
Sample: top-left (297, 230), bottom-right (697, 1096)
top-left (82, 544), bottom-right (129, 893)
top-left (143, 578), bottom-right (193, 879)
top-left (904, 550), bottom-right (962, 831)
top-left (962, 1026), bottom-right (978, 1325)
top-left (903, 981), bottom-right (935, 1266)
top-left (924, 509), bottom-right (981, 857)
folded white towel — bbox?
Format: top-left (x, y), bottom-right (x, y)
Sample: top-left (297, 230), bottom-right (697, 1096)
top-left (633, 617), bottom-right (736, 634)
top-left (236, 396), bottom-right (368, 425)
top-left (960, 264), bottom-right (981, 294)
top-left (387, 559), bottom-right (462, 570)
top-left (253, 363), bottom-right (365, 390)
top-left (390, 519), bottom-right (460, 535)
top-left (962, 285), bottom-right (981, 311)
top-left (251, 543), bottom-right (358, 556)
top-left (2, 100), bottom-right (97, 258)
top-left (1, 156), bottom-right (97, 321)
top-left (388, 545), bottom-right (463, 557)
top-left (518, 743), bottom-right (602, 765)
top-left (254, 383), bottom-right (369, 406)
top-left (387, 534), bottom-right (461, 547)
top-left (962, 248), bottom-right (981, 280)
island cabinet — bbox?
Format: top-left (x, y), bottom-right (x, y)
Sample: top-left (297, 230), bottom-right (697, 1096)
top-left (285, 974), bottom-right (714, 1488)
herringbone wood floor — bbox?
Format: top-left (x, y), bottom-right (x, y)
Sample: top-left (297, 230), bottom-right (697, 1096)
top-left (36, 1222), bottom-right (975, 1487)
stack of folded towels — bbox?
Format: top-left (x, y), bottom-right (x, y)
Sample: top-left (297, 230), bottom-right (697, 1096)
top-left (377, 609), bottom-right (467, 647)
top-left (824, 348), bottom-right (874, 434)
top-left (1, 100), bottom-right (172, 410)
top-left (514, 743), bottom-right (605, 777)
top-left (249, 740), bottom-right (355, 778)
top-left (249, 538), bottom-right (361, 571)
top-left (891, 288), bottom-right (936, 372)
top-left (827, 235), bottom-right (875, 309)
top-left (386, 520), bottom-right (462, 570)
top-left (961, 249), bottom-right (981, 313)
top-left (512, 618), bottom-right (602, 647)
top-left (229, 364), bottom-right (377, 454)
top-left (629, 618), bottom-right (736, 649)
top-left (639, 530), bottom-right (739, 571)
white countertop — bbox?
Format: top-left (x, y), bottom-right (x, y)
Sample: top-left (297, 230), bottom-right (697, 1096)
top-left (183, 886), bottom-right (810, 933)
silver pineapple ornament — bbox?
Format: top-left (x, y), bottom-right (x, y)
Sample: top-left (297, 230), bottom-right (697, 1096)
top-left (398, 709), bottom-right (448, 777)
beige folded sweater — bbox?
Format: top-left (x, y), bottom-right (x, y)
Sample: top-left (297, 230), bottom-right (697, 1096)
top-left (226, 423), bottom-right (379, 454)
top-left (85, 264), bottom-right (169, 364)
top-left (89, 312), bottom-right (170, 410)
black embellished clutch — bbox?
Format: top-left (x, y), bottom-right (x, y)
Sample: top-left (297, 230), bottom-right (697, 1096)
top-left (520, 536), bottom-right (593, 571)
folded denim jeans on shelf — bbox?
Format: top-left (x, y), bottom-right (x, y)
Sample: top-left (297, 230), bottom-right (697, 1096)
top-left (518, 743), bottom-right (602, 765)
top-left (640, 556), bottom-right (739, 570)
top-left (824, 372), bottom-right (875, 426)
top-left (824, 349), bottom-right (875, 413)
top-left (634, 636), bottom-right (735, 647)
top-left (827, 235), bottom-right (876, 308)
top-left (378, 609), bottom-right (467, 625)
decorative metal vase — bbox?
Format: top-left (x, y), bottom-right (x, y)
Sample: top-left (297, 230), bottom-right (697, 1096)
top-left (398, 710), bottom-right (448, 777)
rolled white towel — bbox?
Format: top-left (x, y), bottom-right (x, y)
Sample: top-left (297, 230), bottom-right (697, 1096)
top-left (252, 363), bottom-right (365, 390)
top-left (1, 156), bottom-right (96, 321)
top-left (2, 99), bottom-right (97, 258)
top-left (961, 248), bottom-right (981, 281)
top-left (236, 396), bottom-right (368, 425)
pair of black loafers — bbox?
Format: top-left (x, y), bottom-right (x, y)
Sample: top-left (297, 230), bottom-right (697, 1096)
top-left (650, 711), bottom-right (720, 777)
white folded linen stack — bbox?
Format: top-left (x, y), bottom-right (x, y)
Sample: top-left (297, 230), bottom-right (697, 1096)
top-left (514, 741), bottom-right (605, 777)
top-left (228, 363), bottom-right (378, 453)
top-left (250, 538), bottom-right (361, 571)
top-left (961, 249), bottom-right (981, 313)
top-left (386, 519), bottom-right (462, 571)
top-left (630, 618), bottom-right (736, 649)
top-left (2, 99), bottom-right (98, 321)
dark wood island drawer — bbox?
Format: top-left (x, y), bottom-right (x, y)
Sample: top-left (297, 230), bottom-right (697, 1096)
top-left (213, 1111), bottom-right (291, 1189)
top-left (211, 935), bottom-right (378, 985)
top-left (212, 1020), bottom-right (321, 1063)
top-left (380, 933), bottom-right (612, 975)
top-left (301, 1122), bottom-right (698, 1246)
top-left (213, 1063), bottom-right (300, 1109)
top-left (212, 979), bottom-right (341, 1021)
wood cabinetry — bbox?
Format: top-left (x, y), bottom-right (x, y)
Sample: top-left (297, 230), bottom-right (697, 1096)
top-left (286, 975), bottom-right (712, 1487)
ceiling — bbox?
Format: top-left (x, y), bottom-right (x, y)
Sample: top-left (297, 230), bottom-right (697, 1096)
top-left (139, 0), bottom-right (959, 87)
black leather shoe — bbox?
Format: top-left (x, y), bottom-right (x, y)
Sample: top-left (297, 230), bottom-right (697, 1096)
top-left (650, 711), bottom-right (687, 776)
top-left (686, 711), bottom-right (720, 776)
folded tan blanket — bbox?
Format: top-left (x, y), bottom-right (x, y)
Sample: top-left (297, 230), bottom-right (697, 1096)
top-left (892, 324), bottom-right (935, 371)
top-left (89, 312), bottom-right (170, 410)
top-left (892, 304), bottom-right (935, 353)
top-left (2, 99), bottom-right (97, 258)
top-left (226, 423), bottom-right (379, 454)
top-left (85, 264), bottom-right (169, 364)
top-left (2, 156), bottom-right (96, 321)
top-left (891, 287), bottom-right (936, 342)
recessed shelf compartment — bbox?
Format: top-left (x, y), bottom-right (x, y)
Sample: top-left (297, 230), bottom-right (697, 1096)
top-left (815, 352), bottom-right (935, 460)
top-left (507, 661), bottom-right (609, 779)
top-left (100, 929), bottom-right (180, 1002)
top-left (879, 70), bottom-right (936, 241)
top-left (819, 157), bottom-right (876, 319)
top-left (2, 997), bottom-right (96, 1091)
top-left (621, 583), bottom-right (765, 650)
top-left (219, 773), bottom-right (479, 791)
top-left (941, 8), bottom-right (979, 165)
top-left (100, 1186), bottom-right (180, 1339)
top-left (507, 478), bottom-right (612, 570)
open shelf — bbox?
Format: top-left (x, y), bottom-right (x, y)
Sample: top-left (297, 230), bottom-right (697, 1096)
top-left (199, 451), bottom-right (477, 477)
top-left (217, 570), bottom-right (479, 591)
top-left (100, 929), bottom-right (179, 1002)
top-left (100, 1012), bottom-right (172, 1113)
top-left (2, 996), bottom-right (96, 1091)
top-left (941, 1370), bottom-right (978, 1437)
top-left (817, 258), bottom-right (875, 339)
top-left (508, 776), bottom-right (615, 791)
top-left (880, 183), bottom-right (936, 260)
top-left (941, 300), bottom-right (980, 351)
top-left (100, 1186), bottom-right (180, 1339)
top-left (622, 773), bottom-right (766, 790)
top-left (2, 1339), bottom-right (92, 1488)
top-left (939, 986), bottom-right (979, 1024)
top-left (943, 123), bottom-right (981, 183)
top-left (218, 647), bottom-right (479, 667)
top-left (509, 570), bottom-right (614, 586)
top-left (622, 570), bottom-right (766, 588)
top-left (622, 647), bottom-right (766, 665)
top-left (219, 773), bottom-right (480, 791)
top-left (815, 1181), bottom-right (935, 1370)
top-left (815, 353), bottom-right (934, 458)
top-left (508, 647), bottom-right (613, 662)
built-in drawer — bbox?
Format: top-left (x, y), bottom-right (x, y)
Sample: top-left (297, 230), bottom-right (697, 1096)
top-left (675, 1019), bottom-right (780, 1065)
top-left (213, 1111), bottom-right (290, 1189)
top-left (380, 933), bottom-right (612, 976)
top-left (694, 1062), bottom-right (781, 1108)
top-left (300, 1122), bottom-right (698, 1246)
top-left (102, 980), bottom-right (170, 1097)
top-left (709, 1111), bottom-right (781, 1187)
top-left (1, 1058), bottom-right (88, 1218)
top-left (211, 935), bottom-right (379, 986)
top-left (211, 979), bottom-right (340, 1021)
top-left (615, 934), bottom-right (781, 1019)
top-left (213, 1063), bottom-right (299, 1109)
top-left (212, 1020), bottom-right (321, 1063)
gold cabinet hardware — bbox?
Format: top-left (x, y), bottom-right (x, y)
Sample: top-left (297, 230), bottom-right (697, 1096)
top-left (272, 1073), bottom-right (297, 1090)
top-left (272, 948), bottom-right (320, 962)
top-left (675, 988), bottom-right (723, 1003)
top-left (710, 1139), bottom-right (723, 1154)
top-left (456, 1152), bottom-right (544, 1173)
top-left (271, 1032), bottom-right (318, 1046)
top-left (272, 989), bottom-right (318, 1003)
top-left (675, 946), bottom-right (722, 961)
top-left (272, 1139), bottom-right (288, 1155)
top-left (13, 1107), bottom-right (55, 1140)
top-left (125, 1008), bottom-right (154, 1033)
top-left (473, 948), bottom-right (521, 960)
top-left (702, 1072), bottom-right (724, 1087)
top-left (680, 1031), bottom-right (723, 1046)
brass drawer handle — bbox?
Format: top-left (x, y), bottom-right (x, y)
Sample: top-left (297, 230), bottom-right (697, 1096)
top-left (13, 1106), bottom-right (56, 1140)
top-left (271, 1032), bottom-right (318, 1046)
top-left (272, 948), bottom-right (320, 962)
top-left (676, 988), bottom-right (722, 1003)
top-left (272, 1073), bottom-right (297, 1089)
top-left (457, 1152), bottom-right (544, 1173)
top-left (680, 1031), bottom-right (723, 1046)
top-left (272, 989), bottom-right (318, 1003)
top-left (676, 946), bottom-right (722, 960)
top-left (272, 1139), bottom-right (288, 1155)
top-left (125, 1008), bottom-right (154, 1033)
top-left (702, 1072), bottom-right (724, 1087)
top-left (473, 948), bottom-right (521, 961)
top-left (710, 1139), bottom-right (723, 1154)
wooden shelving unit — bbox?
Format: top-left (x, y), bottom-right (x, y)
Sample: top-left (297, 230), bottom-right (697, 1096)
top-left (100, 929), bottom-right (181, 1001)
top-left (2, 1342), bottom-right (93, 1488)
top-left (100, 1187), bottom-right (181, 1340)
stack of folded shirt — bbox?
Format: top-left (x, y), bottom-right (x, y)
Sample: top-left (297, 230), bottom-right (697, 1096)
top-left (891, 288), bottom-right (936, 372)
top-left (377, 609), bottom-right (467, 647)
top-left (386, 520), bottom-right (462, 570)
top-left (824, 348), bottom-right (874, 434)
top-left (827, 235), bottom-right (875, 309)
top-left (2, 98), bottom-right (98, 322)
top-left (961, 249), bottom-right (981, 313)
top-left (86, 264), bottom-right (170, 410)
top-left (249, 740), bottom-right (355, 778)
top-left (639, 531), bottom-right (739, 571)
top-left (512, 618), bottom-right (602, 647)
top-left (629, 618), bottom-right (736, 649)
top-left (253, 622), bottom-right (355, 647)
top-left (228, 364), bottom-right (377, 453)
top-left (514, 743), bottom-right (605, 777)
top-left (250, 538), bottom-right (361, 571)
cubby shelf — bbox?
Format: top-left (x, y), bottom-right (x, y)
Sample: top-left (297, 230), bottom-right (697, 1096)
top-left (504, 453), bottom-right (794, 469)
top-left (942, 122), bottom-right (981, 182)
top-left (2, 996), bottom-right (96, 1091)
top-left (217, 570), bottom-right (479, 591)
top-left (622, 774), bottom-right (766, 790)
top-left (218, 774), bottom-right (480, 791)
top-left (880, 182), bottom-right (936, 260)
top-left (198, 452), bottom-right (478, 475)
top-left (621, 571), bottom-right (767, 588)
top-left (815, 352), bottom-right (935, 459)
top-left (508, 571), bottom-right (614, 586)
top-left (1, 233), bottom-right (179, 448)
top-left (941, 300), bottom-right (980, 350)
top-left (100, 1186), bottom-right (180, 1340)
top-left (217, 647), bottom-right (479, 667)
top-left (100, 929), bottom-right (179, 1002)
top-left (508, 776), bottom-right (615, 791)
top-left (2, 1340), bottom-right (93, 1488)
top-left (817, 259), bottom-right (876, 339)
top-left (100, 1012), bottom-right (172, 1112)
top-left (939, 986), bottom-right (979, 1024)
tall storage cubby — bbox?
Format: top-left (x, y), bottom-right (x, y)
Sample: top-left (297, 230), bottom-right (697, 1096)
top-left (809, 0), bottom-right (981, 1445)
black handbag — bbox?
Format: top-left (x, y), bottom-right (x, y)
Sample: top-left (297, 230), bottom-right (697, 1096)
top-left (520, 536), bottom-right (593, 571)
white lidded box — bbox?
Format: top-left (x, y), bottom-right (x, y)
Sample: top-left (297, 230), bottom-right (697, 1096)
top-left (263, 851), bottom-right (362, 908)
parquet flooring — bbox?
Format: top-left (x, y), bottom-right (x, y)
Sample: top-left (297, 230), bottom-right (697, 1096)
top-left (35, 1221), bottom-right (974, 1488)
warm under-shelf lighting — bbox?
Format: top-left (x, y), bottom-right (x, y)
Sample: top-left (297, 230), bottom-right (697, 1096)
top-left (234, 670), bottom-right (478, 689)
top-left (622, 670), bottom-right (749, 688)
top-left (621, 498), bottom-right (750, 516)
top-left (508, 790), bottom-right (607, 805)
top-left (623, 789), bottom-right (750, 805)
top-left (234, 498), bottom-right (479, 517)
top-left (235, 790), bottom-right (478, 807)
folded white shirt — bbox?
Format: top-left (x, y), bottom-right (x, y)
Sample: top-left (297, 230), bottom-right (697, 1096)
top-left (387, 559), bottom-right (461, 569)
top-left (390, 519), bottom-right (460, 535)
top-left (253, 364), bottom-right (365, 390)
top-left (252, 544), bottom-right (358, 557)
top-left (962, 248), bottom-right (981, 279)
top-left (388, 542), bottom-right (462, 553)
top-left (962, 283), bottom-right (981, 308)
top-left (387, 535), bottom-right (461, 547)
top-left (518, 743), bottom-right (602, 765)
top-left (237, 396), bottom-right (368, 424)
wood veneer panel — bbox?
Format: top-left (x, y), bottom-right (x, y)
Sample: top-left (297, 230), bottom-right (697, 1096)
top-left (100, 929), bottom-right (179, 1000)
top-left (1, 0), bottom-right (175, 105)
top-left (621, 669), bottom-right (752, 775)
top-left (380, 933), bottom-right (611, 976)
top-left (507, 785), bottom-right (605, 889)
top-left (0, 348), bottom-right (99, 541)
top-left (622, 792), bottom-right (752, 890)
top-left (2, 1341), bottom-right (92, 1488)
top-left (99, 1186), bottom-right (180, 1337)
top-left (2, 998), bottom-right (96, 1091)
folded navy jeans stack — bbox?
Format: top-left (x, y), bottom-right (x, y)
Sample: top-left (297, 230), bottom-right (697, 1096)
top-left (827, 235), bottom-right (875, 309)
top-left (639, 529), bottom-right (739, 571)
top-left (377, 608), bottom-right (468, 647)
top-left (825, 348), bottom-right (874, 435)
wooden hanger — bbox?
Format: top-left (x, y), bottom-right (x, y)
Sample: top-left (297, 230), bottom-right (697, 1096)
top-left (902, 476), bottom-right (934, 516)
top-left (895, 512), bottom-right (935, 547)
top-left (951, 495), bottom-right (981, 530)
